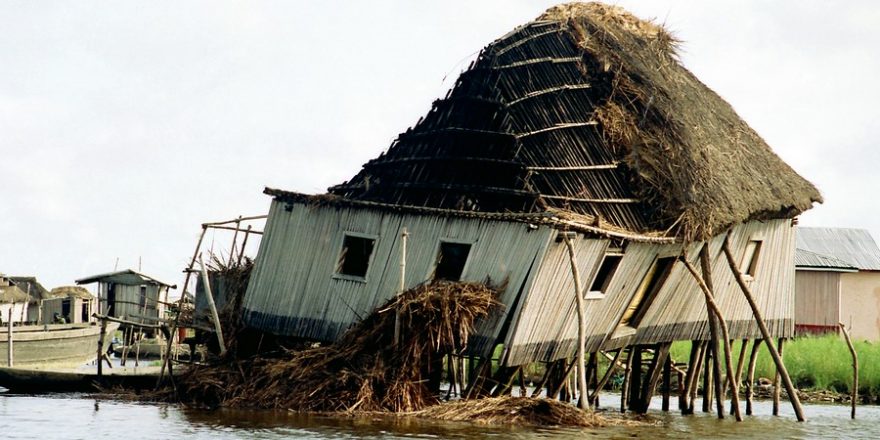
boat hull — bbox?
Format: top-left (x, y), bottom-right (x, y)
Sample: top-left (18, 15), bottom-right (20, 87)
top-left (0, 322), bottom-right (120, 369)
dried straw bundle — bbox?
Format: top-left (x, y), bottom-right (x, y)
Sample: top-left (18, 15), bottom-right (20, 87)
top-left (416, 396), bottom-right (605, 427)
top-left (172, 280), bottom-right (499, 412)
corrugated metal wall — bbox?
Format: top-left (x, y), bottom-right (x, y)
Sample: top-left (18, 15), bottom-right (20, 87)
top-left (504, 219), bottom-right (796, 365)
top-left (794, 271), bottom-right (840, 328)
top-left (98, 283), bottom-right (163, 321)
top-left (242, 200), bottom-right (555, 357)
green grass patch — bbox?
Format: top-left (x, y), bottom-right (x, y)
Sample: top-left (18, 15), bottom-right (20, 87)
top-left (670, 335), bottom-right (877, 396)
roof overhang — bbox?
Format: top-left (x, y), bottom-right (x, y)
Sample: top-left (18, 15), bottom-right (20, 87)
top-left (265, 187), bottom-right (678, 244)
top-left (75, 269), bottom-right (176, 288)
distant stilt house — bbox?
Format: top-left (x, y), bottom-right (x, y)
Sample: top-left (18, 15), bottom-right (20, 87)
top-left (242, 2), bottom-right (821, 410)
top-left (8, 276), bottom-right (50, 324)
top-left (76, 269), bottom-right (175, 331)
top-left (0, 275), bottom-right (30, 324)
top-left (795, 227), bottom-right (880, 340)
top-left (41, 286), bottom-right (97, 325)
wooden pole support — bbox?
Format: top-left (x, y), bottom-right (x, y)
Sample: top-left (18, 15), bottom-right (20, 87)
top-left (722, 235), bottom-right (805, 422)
top-left (199, 254), bottom-right (226, 357)
top-left (7, 308), bottom-right (13, 367)
top-left (681, 247), bottom-right (742, 421)
top-left (97, 317), bottom-right (108, 376)
top-left (394, 228), bottom-right (408, 346)
top-left (745, 339), bottom-right (762, 416)
top-left (563, 234), bottom-right (589, 411)
top-left (839, 322), bottom-right (858, 419)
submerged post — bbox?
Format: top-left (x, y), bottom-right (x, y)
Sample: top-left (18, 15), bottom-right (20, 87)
top-left (394, 228), bottom-right (408, 346)
top-left (199, 254), bottom-right (226, 357)
top-left (562, 233), bottom-right (589, 410)
top-left (839, 322), bottom-right (858, 419)
top-left (97, 317), bottom-right (107, 376)
top-left (721, 234), bottom-right (805, 422)
top-left (7, 308), bottom-right (13, 367)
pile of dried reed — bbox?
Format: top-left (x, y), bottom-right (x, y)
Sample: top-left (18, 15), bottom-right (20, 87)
top-left (170, 280), bottom-right (499, 412)
top-left (416, 396), bottom-right (605, 427)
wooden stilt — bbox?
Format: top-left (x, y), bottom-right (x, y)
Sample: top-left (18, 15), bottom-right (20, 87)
top-left (681, 341), bottom-right (700, 412)
top-left (563, 235), bottom-right (590, 411)
top-left (662, 356), bottom-right (672, 412)
top-left (731, 339), bottom-right (749, 415)
top-left (839, 322), bottom-right (858, 419)
top-left (699, 245), bottom-right (740, 420)
top-left (772, 338), bottom-right (784, 416)
top-left (702, 346), bottom-right (713, 413)
top-left (680, 246), bottom-right (742, 421)
top-left (96, 317), bottom-right (107, 377)
top-left (689, 342), bottom-right (707, 414)
top-left (621, 346), bottom-right (634, 413)
top-left (722, 235), bottom-right (805, 421)
top-left (627, 346), bottom-right (643, 411)
top-left (590, 349), bottom-right (623, 404)
top-left (636, 343), bottom-right (671, 413)
top-left (531, 361), bottom-right (555, 398)
top-left (745, 339), bottom-right (762, 415)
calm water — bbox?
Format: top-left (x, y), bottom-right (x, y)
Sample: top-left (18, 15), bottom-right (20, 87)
top-left (0, 391), bottom-right (876, 439)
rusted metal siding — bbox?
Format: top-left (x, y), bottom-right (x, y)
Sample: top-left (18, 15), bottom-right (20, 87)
top-left (242, 200), bottom-right (555, 357)
top-left (794, 270), bottom-right (840, 331)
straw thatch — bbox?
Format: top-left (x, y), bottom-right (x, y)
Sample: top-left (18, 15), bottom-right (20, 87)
top-left (49, 286), bottom-right (95, 300)
top-left (0, 285), bottom-right (29, 304)
top-left (162, 281), bottom-right (499, 412)
top-left (8, 276), bottom-right (51, 301)
top-left (416, 396), bottom-right (606, 427)
top-left (330, 2), bottom-right (820, 240)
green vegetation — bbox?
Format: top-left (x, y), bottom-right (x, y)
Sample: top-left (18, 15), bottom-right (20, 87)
top-left (670, 335), bottom-right (879, 397)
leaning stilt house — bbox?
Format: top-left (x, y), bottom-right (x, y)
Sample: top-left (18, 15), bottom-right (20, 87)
top-left (242, 3), bottom-right (821, 415)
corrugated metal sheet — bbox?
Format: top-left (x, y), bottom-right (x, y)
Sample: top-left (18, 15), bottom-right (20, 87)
top-left (242, 200), bottom-right (555, 358)
top-left (796, 227), bottom-right (880, 271)
top-left (504, 219), bottom-right (796, 365)
top-left (794, 248), bottom-right (858, 272)
top-left (794, 271), bottom-right (840, 327)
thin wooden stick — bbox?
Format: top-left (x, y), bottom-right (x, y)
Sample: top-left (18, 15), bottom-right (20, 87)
top-left (563, 234), bottom-right (589, 411)
top-left (590, 349), bottom-right (623, 403)
top-left (745, 339), bottom-right (762, 416)
top-left (839, 322), bottom-right (858, 419)
top-left (531, 361), bottom-right (555, 398)
top-left (773, 338), bottom-right (784, 415)
top-left (621, 346), bottom-right (634, 413)
top-left (199, 254), bottom-right (226, 357)
top-left (681, 247), bottom-right (742, 421)
top-left (731, 339), bottom-right (749, 415)
top-left (662, 355), bottom-right (672, 412)
top-left (159, 225), bottom-right (207, 386)
top-left (722, 234), bottom-right (804, 421)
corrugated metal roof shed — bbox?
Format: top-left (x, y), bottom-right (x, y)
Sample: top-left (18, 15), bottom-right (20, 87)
top-left (796, 227), bottom-right (880, 271)
top-left (75, 269), bottom-right (175, 287)
top-left (794, 248), bottom-right (858, 272)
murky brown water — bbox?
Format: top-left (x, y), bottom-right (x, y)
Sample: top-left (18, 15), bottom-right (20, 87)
top-left (0, 392), bottom-right (876, 439)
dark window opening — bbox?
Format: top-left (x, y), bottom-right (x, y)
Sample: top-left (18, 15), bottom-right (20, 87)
top-left (620, 257), bottom-right (675, 328)
top-left (336, 235), bottom-right (376, 279)
top-left (107, 284), bottom-right (117, 316)
top-left (742, 240), bottom-right (763, 277)
top-left (588, 254), bottom-right (623, 295)
top-left (139, 286), bottom-right (147, 310)
top-left (434, 242), bottom-right (472, 281)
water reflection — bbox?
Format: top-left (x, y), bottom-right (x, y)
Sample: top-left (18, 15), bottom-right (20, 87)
top-left (0, 391), bottom-right (878, 439)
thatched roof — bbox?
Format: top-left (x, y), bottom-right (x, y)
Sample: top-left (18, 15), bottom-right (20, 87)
top-left (0, 285), bottom-right (29, 304)
top-left (8, 276), bottom-right (51, 301)
top-left (330, 2), bottom-right (820, 240)
top-left (49, 286), bottom-right (96, 300)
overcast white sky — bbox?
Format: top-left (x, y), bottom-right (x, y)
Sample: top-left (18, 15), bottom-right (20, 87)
top-left (2, 1), bottom-right (878, 291)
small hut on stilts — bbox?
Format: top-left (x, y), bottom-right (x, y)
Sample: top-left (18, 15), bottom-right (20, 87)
top-left (241, 2), bottom-right (821, 420)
